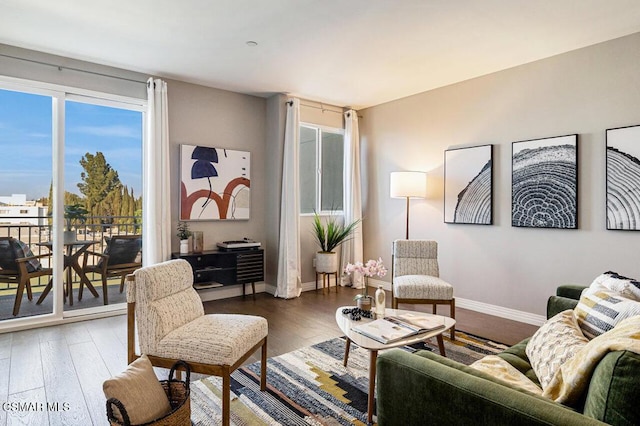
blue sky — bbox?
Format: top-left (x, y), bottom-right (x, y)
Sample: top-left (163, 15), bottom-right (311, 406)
top-left (0, 89), bottom-right (142, 200)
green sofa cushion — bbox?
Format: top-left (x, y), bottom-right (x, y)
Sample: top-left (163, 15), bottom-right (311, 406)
top-left (584, 350), bottom-right (640, 425)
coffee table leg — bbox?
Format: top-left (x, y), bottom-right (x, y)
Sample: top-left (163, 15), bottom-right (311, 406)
top-left (437, 334), bottom-right (446, 357)
top-left (343, 338), bottom-right (351, 367)
top-left (368, 350), bottom-right (378, 424)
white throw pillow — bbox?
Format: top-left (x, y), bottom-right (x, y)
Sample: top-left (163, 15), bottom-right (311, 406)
top-left (525, 310), bottom-right (588, 389)
top-left (584, 271), bottom-right (640, 301)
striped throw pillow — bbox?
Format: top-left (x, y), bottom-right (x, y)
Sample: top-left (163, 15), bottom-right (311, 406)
top-left (575, 290), bottom-right (640, 339)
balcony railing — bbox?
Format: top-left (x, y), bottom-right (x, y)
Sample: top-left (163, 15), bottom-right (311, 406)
top-left (0, 215), bottom-right (141, 293)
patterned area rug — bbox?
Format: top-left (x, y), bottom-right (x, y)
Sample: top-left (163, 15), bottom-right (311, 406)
top-left (190, 331), bottom-right (509, 425)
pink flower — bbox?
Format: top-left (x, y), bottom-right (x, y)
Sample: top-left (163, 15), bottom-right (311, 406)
top-left (344, 258), bottom-right (387, 278)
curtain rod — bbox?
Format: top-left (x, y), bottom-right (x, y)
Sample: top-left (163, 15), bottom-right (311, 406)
top-left (0, 53), bottom-right (148, 85)
top-left (287, 100), bottom-right (353, 114)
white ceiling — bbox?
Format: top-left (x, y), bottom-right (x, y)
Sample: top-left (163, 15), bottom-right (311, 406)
top-left (3, 0), bottom-right (640, 109)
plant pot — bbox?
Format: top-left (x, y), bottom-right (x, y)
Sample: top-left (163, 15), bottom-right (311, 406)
top-left (316, 251), bottom-right (338, 273)
top-left (357, 296), bottom-right (373, 311)
top-left (63, 230), bottom-right (76, 243)
top-left (179, 239), bottom-right (190, 254)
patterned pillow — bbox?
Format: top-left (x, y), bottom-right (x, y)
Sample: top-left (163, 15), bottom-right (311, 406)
top-left (11, 240), bottom-right (41, 273)
top-left (575, 289), bottom-right (640, 339)
top-left (525, 310), bottom-right (588, 389)
top-left (586, 271), bottom-right (640, 301)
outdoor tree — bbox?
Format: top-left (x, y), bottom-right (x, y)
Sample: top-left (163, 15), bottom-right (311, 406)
top-left (77, 152), bottom-right (122, 217)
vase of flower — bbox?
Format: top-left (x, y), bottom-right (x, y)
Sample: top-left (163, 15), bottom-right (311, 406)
top-left (345, 258), bottom-right (388, 312)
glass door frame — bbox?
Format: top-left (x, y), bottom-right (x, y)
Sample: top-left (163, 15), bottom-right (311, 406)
top-left (0, 75), bottom-right (146, 332)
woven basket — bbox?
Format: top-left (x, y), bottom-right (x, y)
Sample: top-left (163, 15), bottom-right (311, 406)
top-left (107, 360), bottom-right (191, 426)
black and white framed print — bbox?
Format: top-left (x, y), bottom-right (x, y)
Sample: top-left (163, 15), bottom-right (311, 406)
top-left (512, 134), bottom-right (578, 229)
top-left (606, 125), bottom-right (640, 230)
top-left (444, 144), bottom-right (493, 225)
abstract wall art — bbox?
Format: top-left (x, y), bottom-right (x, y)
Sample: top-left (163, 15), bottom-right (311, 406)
top-left (180, 144), bottom-right (250, 220)
top-left (444, 144), bottom-right (493, 225)
top-left (606, 125), bottom-right (640, 230)
top-left (512, 134), bottom-right (578, 229)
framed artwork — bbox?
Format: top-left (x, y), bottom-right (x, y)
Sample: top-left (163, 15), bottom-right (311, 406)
top-left (512, 134), bottom-right (578, 229)
top-left (180, 144), bottom-right (251, 220)
top-left (444, 144), bottom-right (493, 224)
top-left (606, 125), bottom-right (640, 230)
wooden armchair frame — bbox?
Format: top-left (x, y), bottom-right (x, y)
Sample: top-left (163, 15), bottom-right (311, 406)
top-left (0, 237), bottom-right (53, 316)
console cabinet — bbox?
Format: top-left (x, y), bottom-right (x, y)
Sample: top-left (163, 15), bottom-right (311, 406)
top-left (171, 248), bottom-right (264, 296)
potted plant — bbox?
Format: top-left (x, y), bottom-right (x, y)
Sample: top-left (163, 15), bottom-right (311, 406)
top-left (64, 204), bottom-right (88, 242)
top-left (312, 212), bottom-right (361, 273)
top-left (177, 221), bottom-right (192, 254)
top-left (345, 258), bottom-right (388, 311)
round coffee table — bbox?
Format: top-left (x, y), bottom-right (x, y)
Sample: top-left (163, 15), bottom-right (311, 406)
top-left (335, 306), bottom-right (456, 424)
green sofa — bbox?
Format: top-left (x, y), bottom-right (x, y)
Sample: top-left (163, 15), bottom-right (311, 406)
top-left (376, 286), bottom-right (640, 425)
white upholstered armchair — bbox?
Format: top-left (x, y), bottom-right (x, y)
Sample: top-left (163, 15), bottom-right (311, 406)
top-left (126, 259), bottom-right (268, 426)
top-left (392, 239), bottom-right (455, 340)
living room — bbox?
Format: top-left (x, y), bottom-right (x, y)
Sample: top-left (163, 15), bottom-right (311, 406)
top-left (1, 1), bottom-right (640, 425)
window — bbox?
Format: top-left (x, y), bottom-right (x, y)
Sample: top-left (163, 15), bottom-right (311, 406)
top-left (299, 124), bottom-right (344, 214)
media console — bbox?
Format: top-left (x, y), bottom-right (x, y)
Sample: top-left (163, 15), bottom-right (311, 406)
top-left (171, 248), bottom-right (264, 297)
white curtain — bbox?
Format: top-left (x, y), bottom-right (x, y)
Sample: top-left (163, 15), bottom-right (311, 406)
top-left (143, 78), bottom-right (172, 265)
top-left (275, 98), bottom-right (302, 298)
top-left (341, 109), bottom-right (364, 288)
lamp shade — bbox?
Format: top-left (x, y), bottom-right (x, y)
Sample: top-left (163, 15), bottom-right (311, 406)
top-left (390, 171), bottom-right (427, 198)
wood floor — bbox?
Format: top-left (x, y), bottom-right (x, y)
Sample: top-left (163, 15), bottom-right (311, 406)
top-left (0, 286), bottom-right (538, 425)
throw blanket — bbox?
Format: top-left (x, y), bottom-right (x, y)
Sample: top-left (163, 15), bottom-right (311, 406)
top-left (471, 315), bottom-right (640, 406)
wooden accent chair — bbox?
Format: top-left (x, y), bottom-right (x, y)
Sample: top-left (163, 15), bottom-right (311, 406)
top-left (391, 239), bottom-right (456, 340)
top-left (126, 259), bottom-right (268, 426)
top-left (82, 235), bottom-right (142, 305)
top-left (0, 237), bottom-right (52, 316)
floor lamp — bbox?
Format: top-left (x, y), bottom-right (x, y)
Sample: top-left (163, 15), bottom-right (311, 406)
top-left (390, 171), bottom-right (427, 239)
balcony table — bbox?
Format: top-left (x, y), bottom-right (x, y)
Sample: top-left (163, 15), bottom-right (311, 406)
top-left (35, 240), bottom-right (99, 306)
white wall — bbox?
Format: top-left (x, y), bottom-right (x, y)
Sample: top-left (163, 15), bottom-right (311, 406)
top-left (360, 32), bottom-right (640, 319)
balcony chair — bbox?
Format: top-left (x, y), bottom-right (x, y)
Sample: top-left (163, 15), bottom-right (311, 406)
top-left (82, 234), bottom-right (142, 305)
top-left (392, 239), bottom-right (456, 340)
top-left (0, 237), bottom-right (53, 316)
top-left (126, 259), bottom-right (268, 426)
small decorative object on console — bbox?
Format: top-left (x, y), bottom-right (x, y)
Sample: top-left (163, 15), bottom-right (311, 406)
top-left (216, 238), bottom-right (261, 251)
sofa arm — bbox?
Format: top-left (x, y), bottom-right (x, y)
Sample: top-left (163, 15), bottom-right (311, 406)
top-left (556, 285), bottom-right (586, 300)
top-left (376, 349), bottom-right (606, 426)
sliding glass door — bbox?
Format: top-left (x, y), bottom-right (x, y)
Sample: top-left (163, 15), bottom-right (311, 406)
top-left (0, 80), bottom-right (144, 325)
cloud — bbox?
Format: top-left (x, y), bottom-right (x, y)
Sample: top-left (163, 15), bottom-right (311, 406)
top-left (70, 125), bottom-right (139, 139)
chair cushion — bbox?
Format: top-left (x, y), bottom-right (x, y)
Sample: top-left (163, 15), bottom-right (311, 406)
top-left (156, 314), bottom-right (268, 365)
top-left (128, 259), bottom-right (194, 304)
top-left (99, 236), bottom-right (141, 267)
top-left (393, 240), bottom-right (439, 277)
top-left (0, 239), bottom-right (41, 273)
top-left (103, 354), bottom-right (171, 424)
top-left (525, 310), bottom-right (588, 389)
top-left (393, 275), bottom-right (453, 300)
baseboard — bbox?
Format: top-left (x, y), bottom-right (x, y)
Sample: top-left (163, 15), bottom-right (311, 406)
top-left (367, 278), bottom-right (545, 326)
